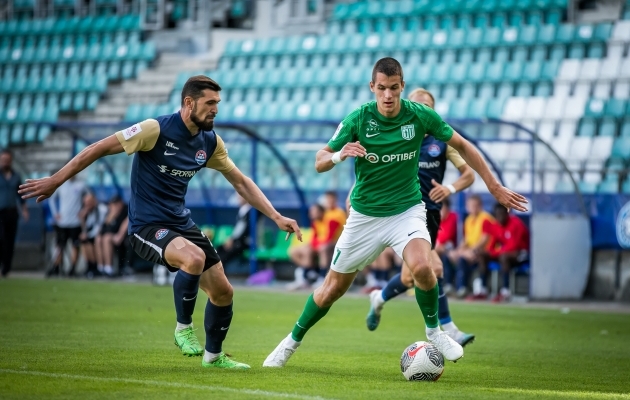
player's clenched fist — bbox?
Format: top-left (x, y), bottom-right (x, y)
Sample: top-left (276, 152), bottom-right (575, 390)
top-left (340, 142), bottom-right (367, 161)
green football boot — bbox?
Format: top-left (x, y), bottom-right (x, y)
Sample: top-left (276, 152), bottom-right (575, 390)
top-left (201, 353), bottom-right (250, 369)
top-left (174, 327), bottom-right (203, 357)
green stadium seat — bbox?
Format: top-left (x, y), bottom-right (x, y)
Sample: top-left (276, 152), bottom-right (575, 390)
top-left (578, 118), bottom-right (597, 136)
top-left (72, 92), bottom-right (85, 111)
top-left (38, 125), bottom-right (51, 142)
top-left (555, 24), bottom-right (575, 43)
top-left (518, 25), bottom-right (538, 45)
top-left (0, 125), bottom-right (8, 148)
top-left (604, 99), bottom-right (626, 118)
top-left (491, 12), bottom-right (508, 28)
top-left (515, 82), bottom-right (533, 96)
top-left (578, 181), bottom-right (598, 194)
top-left (534, 82), bottom-right (552, 96)
top-left (623, 180), bottom-right (630, 194)
top-left (516, 0), bottom-right (534, 11)
top-left (107, 61), bottom-right (121, 80)
top-left (585, 99), bottom-right (605, 117)
top-left (598, 179), bottom-right (619, 194)
top-left (526, 11), bottom-right (543, 26)
top-left (599, 118), bottom-right (617, 137)
top-left (541, 60), bottom-right (559, 80)
top-left (568, 43), bottom-right (585, 58)
top-left (621, 119), bottom-right (630, 137)
top-left (482, 27), bottom-right (501, 47)
top-left (59, 92), bottom-right (72, 112)
top-left (494, 47), bottom-right (510, 63)
top-left (512, 46), bottom-right (528, 62)
top-left (593, 23), bottom-right (612, 41)
top-left (587, 43), bottom-right (605, 58)
top-left (85, 92), bottom-right (99, 111)
top-left (469, 98), bottom-right (489, 118)
top-left (545, 9), bottom-right (563, 25)
top-left (486, 98), bottom-right (505, 118)
top-left (508, 11), bottom-right (524, 27)
top-left (465, 29), bottom-right (483, 47)
top-left (610, 137), bottom-right (630, 161)
top-left (9, 124), bottom-right (23, 144)
top-left (504, 62), bottom-right (523, 82)
top-left (125, 104), bottom-right (141, 121)
top-left (474, 13), bottom-right (490, 29)
top-left (485, 63), bottom-right (505, 82)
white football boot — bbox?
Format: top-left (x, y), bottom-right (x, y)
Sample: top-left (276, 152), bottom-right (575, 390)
top-left (428, 330), bottom-right (464, 362)
top-left (263, 333), bottom-right (300, 367)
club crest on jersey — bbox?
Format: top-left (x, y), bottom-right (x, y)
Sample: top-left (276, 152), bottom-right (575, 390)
top-left (155, 229), bottom-right (169, 240)
top-left (195, 150), bottom-right (207, 165)
top-left (401, 124), bottom-right (415, 140)
top-left (428, 144), bottom-right (441, 157)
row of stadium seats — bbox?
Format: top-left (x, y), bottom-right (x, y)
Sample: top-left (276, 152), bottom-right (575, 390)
top-left (0, 124), bottom-right (53, 148)
top-left (1, 31), bottom-right (142, 50)
top-left (330, 0), bottom-right (567, 20)
top-left (182, 61), bottom-right (560, 91)
top-left (1, 59), bottom-right (149, 81)
top-left (502, 96), bottom-right (630, 123)
top-left (0, 15), bottom-right (141, 36)
top-left (0, 41), bottom-right (156, 64)
top-left (328, 10), bottom-right (564, 35)
top-left (223, 24), bottom-right (611, 57)
top-left (0, 72), bottom-right (107, 94)
top-left (219, 43), bottom-right (605, 72)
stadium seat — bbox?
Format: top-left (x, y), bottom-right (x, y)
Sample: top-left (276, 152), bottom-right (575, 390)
top-left (604, 99), bottom-right (626, 118)
top-left (578, 118), bottom-right (597, 136)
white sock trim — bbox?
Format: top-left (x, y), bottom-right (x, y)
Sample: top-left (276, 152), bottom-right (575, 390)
top-left (286, 333), bottom-right (301, 349)
top-left (203, 350), bottom-right (221, 363)
top-left (441, 322), bottom-right (458, 333)
top-left (426, 327), bottom-right (441, 340)
top-left (176, 322), bottom-right (192, 331)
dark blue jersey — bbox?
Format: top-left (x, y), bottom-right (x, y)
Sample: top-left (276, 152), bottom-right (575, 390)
top-left (418, 136), bottom-right (465, 211)
top-left (115, 112), bottom-right (235, 234)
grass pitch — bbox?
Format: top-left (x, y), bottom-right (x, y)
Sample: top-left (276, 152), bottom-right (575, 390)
top-left (0, 278), bottom-right (629, 400)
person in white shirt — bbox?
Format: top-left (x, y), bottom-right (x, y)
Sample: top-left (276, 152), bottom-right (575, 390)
top-left (79, 192), bottom-right (107, 279)
top-left (47, 177), bottom-right (86, 277)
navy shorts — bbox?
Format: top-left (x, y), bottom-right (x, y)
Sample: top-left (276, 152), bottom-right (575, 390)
top-left (129, 224), bottom-right (221, 273)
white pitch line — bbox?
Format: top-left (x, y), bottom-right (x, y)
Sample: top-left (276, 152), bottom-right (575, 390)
top-left (481, 387), bottom-right (630, 399)
top-left (0, 369), bottom-right (335, 400)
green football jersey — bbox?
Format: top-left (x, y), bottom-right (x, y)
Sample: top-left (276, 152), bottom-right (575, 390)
top-left (328, 99), bottom-right (454, 217)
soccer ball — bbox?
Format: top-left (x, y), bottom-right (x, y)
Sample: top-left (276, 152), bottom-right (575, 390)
top-left (400, 341), bottom-right (444, 381)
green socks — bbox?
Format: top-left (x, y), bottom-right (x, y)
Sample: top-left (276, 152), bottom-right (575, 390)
top-left (291, 294), bottom-right (331, 342)
top-left (415, 284), bottom-right (439, 329)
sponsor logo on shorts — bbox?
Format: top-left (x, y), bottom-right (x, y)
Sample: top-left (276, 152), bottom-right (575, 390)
top-left (427, 144), bottom-right (441, 157)
top-left (155, 229), bottom-right (169, 240)
top-left (195, 150), bottom-right (207, 165)
top-left (617, 201), bottom-right (630, 248)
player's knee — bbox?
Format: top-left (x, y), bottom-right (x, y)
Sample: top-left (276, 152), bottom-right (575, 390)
top-left (408, 260), bottom-right (432, 281)
top-left (181, 246), bottom-right (206, 274)
top-left (401, 273), bottom-right (414, 287)
top-left (209, 282), bottom-right (233, 305)
top-left (432, 258), bottom-right (444, 277)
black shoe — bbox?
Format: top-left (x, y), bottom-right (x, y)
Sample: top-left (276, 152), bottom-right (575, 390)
top-left (46, 266), bottom-right (60, 278)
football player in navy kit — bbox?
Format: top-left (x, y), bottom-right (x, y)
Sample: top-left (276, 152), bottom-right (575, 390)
top-left (19, 75), bottom-right (302, 370)
top-left (365, 88), bottom-right (476, 347)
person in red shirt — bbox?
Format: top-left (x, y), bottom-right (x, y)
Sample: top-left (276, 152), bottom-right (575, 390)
top-left (434, 198), bottom-right (458, 292)
top-left (476, 203), bottom-right (530, 302)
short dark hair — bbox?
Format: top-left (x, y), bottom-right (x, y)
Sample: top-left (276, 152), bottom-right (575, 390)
top-left (372, 57), bottom-right (403, 83)
top-left (181, 75), bottom-right (222, 107)
top-left (467, 194), bottom-right (482, 205)
top-left (442, 197), bottom-right (451, 209)
top-left (493, 203), bottom-right (507, 213)
top-left (0, 149), bottom-right (12, 157)
top-left (324, 191), bottom-right (337, 199)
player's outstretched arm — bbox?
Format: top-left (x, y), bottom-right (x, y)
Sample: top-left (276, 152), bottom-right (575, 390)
top-left (315, 143), bottom-right (366, 173)
top-left (222, 166), bottom-right (302, 241)
top-left (446, 132), bottom-right (528, 212)
top-left (18, 135), bottom-right (124, 203)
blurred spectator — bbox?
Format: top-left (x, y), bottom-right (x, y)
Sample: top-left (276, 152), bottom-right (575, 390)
top-left (0, 150), bottom-right (29, 278)
top-left (95, 195), bottom-right (128, 276)
top-left (475, 204), bottom-right (530, 302)
top-left (450, 195), bottom-right (495, 297)
top-left (216, 194), bottom-right (252, 265)
top-left (434, 197), bottom-right (458, 292)
top-left (362, 247), bottom-right (401, 293)
top-left (48, 176), bottom-right (85, 277)
top-left (79, 192), bottom-right (107, 279)
top-left (318, 191), bottom-right (346, 280)
top-left (286, 204), bottom-right (328, 290)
